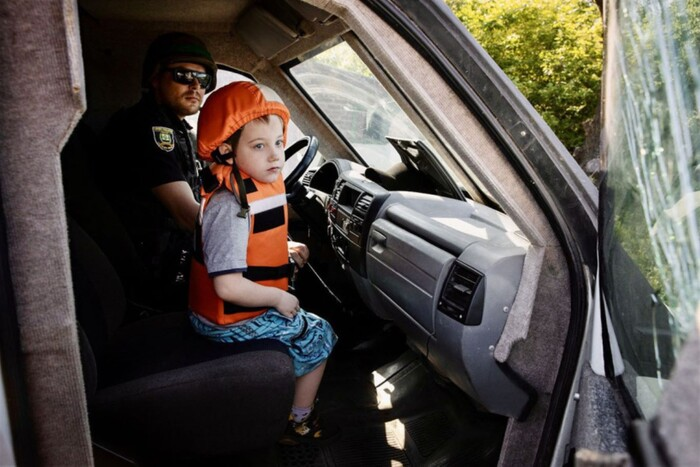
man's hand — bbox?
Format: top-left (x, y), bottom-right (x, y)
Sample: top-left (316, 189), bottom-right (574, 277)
top-left (287, 241), bottom-right (309, 269)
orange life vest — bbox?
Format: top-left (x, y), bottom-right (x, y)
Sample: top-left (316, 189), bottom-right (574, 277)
top-left (188, 163), bottom-right (289, 325)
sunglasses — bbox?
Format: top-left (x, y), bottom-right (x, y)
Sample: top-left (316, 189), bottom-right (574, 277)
top-left (165, 67), bottom-right (213, 89)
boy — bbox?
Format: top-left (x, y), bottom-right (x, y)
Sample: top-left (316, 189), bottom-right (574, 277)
top-left (188, 81), bottom-right (337, 445)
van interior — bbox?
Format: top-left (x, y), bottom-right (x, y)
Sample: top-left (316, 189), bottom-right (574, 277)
top-left (1, 0), bottom-right (588, 465)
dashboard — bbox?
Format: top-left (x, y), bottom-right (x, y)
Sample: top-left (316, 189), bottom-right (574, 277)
top-left (304, 159), bottom-right (535, 419)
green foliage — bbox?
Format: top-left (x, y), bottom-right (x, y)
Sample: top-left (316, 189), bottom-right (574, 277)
top-left (445, 0), bottom-right (603, 153)
top-left (313, 42), bottom-right (372, 77)
top-left (607, 0), bottom-right (700, 321)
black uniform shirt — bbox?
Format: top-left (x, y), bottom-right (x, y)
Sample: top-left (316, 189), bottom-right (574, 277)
top-left (98, 93), bottom-right (200, 290)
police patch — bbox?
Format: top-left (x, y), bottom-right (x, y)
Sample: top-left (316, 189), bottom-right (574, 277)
top-left (152, 126), bottom-right (175, 152)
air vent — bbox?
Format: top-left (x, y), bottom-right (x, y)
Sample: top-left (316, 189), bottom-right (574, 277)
top-left (332, 180), bottom-right (345, 202)
top-left (438, 263), bottom-right (484, 325)
top-left (353, 193), bottom-right (373, 219)
top-left (302, 169), bottom-right (316, 187)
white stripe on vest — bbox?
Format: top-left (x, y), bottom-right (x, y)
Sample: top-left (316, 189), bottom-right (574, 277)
top-left (249, 193), bottom-right (286, 215)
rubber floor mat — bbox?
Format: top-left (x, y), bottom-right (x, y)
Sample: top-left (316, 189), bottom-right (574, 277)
top-left (279, 444), bottom-right (325, 467)
top-left (276, 324), bottom-right (506, 466)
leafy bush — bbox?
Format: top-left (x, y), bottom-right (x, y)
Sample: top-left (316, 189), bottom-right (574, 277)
top-left (446, 0), bottom-right (603, 154)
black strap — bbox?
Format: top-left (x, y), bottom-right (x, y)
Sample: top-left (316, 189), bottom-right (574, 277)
top-left (230, 163), bottom-right (250, 218)
top-left (223, 263), bottom-right (294, 315)
top-left (199, 165), bottom-right (220, 193)
top-left (223, 302), bottom-right (263, 314)
top-left (243, 263), bottom-right (294, 282)
top-left (192, 222), bottom-right (204, 264)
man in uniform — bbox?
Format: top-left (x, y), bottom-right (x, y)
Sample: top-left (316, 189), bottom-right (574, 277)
top-left (98, 32), bottom-right (217, 312)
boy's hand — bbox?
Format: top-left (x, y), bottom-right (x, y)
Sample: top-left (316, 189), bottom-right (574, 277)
top-left (213, 273), bottom-right (301, 318)
top-left (288, 241), bottom-right (309, 269)
top-left (276, 289), bottom-right (301, 319)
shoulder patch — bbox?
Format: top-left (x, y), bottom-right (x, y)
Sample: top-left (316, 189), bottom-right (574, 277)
top-left (152, 126), bottom-right (175, 152)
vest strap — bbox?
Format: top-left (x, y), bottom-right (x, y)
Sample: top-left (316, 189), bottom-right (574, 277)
top-left (231, 163), bottom-right (250, 218)
top-left (243, 263), bottom-right (293, 282)
top-left (199, 165), bottom-right (220, 193)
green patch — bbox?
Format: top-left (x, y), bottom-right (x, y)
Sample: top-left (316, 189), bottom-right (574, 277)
top-left (152, 126), bottom-right (175, 152)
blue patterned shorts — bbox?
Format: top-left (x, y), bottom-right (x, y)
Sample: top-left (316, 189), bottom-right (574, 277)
top-left (189, 309), bottom-right (337, 376)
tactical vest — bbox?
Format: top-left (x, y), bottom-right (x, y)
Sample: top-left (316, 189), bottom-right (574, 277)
top-left (188, 164), bottom-right (290, 325)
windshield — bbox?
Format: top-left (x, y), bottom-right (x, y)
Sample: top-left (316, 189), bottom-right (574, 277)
top-left (602, 0), bottom-right (700, 417)
top-left (287, 40), bottom-right (427, 172)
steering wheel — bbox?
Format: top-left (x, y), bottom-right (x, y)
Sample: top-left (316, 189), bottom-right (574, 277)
top-left (284, 136), bottom-right (318, 201)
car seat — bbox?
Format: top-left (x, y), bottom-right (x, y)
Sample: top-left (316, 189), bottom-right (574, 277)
top-left (62, 123), bottom-right (295, 462)
top-left (61, 122), bottom-right (159, 318)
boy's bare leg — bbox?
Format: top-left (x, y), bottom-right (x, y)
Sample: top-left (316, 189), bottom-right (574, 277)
top-left (283, 359), bottom-right (339, 443)
top-left (293, 361), bottom-right (326, 408)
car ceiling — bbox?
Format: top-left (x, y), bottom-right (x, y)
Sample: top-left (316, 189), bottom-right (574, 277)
top-left (79, 0), bottom-right (251, 24)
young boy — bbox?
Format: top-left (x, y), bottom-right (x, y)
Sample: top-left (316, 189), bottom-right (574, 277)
top-left (188, 81), bottom-right (337, 444)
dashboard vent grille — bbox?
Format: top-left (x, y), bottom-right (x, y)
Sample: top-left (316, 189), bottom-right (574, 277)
top-left (353, 193), bottom-right (373, 218)
top-left (302, 169), bottom-right (316, 187)
top-left (438, 263), bottom-right (483, 325)
top-left (332, 180), bottom-right (345, 202)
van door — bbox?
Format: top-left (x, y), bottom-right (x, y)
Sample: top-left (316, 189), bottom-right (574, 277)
top-left (598, 0), bottom-right (700, 464)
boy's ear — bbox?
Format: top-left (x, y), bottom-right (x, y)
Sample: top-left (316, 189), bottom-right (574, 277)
top-left (218, 143), bottom-right (233, 155)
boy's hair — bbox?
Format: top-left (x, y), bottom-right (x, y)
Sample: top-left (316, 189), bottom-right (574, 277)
top-left (224, 114), bottom-right (284, 158)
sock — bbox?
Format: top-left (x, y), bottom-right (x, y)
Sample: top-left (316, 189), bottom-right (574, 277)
top-left (291, 405), bottom-right (313, 423)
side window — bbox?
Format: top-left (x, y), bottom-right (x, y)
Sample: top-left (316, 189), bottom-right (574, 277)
top-left (601, 0), bottom-right (700, 417)
top-left (184, 67), bottom-right (254, 135)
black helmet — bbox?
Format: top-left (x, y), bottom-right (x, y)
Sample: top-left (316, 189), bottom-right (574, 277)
top-left (142, 32), bottom-right (217, 92)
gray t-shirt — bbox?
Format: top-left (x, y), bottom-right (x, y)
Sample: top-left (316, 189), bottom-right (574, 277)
top-left (201, 189), bottom-right (249, 277)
